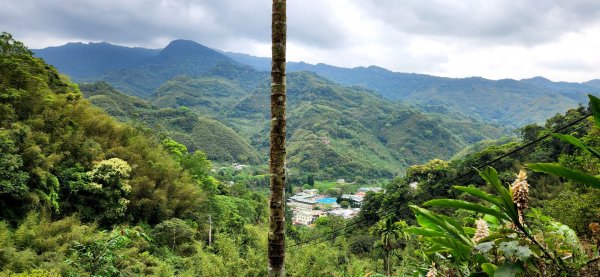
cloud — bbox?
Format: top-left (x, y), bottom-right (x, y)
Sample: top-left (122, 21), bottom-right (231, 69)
top-left (353, 0), bottom-right (600, 46)
top-left (1, 0), bottom-right (600, 81)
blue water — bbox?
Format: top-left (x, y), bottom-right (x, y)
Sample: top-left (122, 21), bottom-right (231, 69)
top-left (317, 198), bottom-right (337, 204)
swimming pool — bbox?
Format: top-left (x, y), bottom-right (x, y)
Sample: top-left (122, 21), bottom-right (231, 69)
top-left (316, 197), bottom-right (337, 204)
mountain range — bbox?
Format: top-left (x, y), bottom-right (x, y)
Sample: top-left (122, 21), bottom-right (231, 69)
top-left (32, 39), bottom-right (598, 179)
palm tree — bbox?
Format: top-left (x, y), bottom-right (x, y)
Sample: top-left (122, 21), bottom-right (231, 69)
top-left (370, 216), bottom-right (407, 276)
top-left (268, 0), bottom-right (287, 276)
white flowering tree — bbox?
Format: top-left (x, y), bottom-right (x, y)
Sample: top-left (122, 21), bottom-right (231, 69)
top-left (86, 158), bottom-right (132, 222)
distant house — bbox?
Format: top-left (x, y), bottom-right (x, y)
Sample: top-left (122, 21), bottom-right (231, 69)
top-left (293, 210), bottom-right (326, 225)
top-left (341, 194), bottom-right (364, 203)
top-left (231, 163), bottom-right (247, 170)
top-left (328, 208), bottom-right (360, 219)
top-left (288, 193), bottom-right (317, 212)
top-left (357, 187), bottom-right (383, 193)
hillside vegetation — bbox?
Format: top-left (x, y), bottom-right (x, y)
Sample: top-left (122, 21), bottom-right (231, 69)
top-left (79, 82), bottom-right (261, 164)
top-left (3, 33), bottom-right (599, 276)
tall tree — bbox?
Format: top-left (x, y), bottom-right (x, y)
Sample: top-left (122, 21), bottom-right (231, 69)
top-left (370, 216), bottom-right (406, 276)
top-left (268, 0), bottom-right (287, 276)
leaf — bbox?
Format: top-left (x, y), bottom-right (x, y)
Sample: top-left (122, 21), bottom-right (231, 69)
top-left (404, 226), bottom-right (446, 238)
top-left (494, 262), bottom-right (524, 277)
top-left (515, 245), bottom-right (533, 262)
top-left (479, 167), bottom-right (519, 223)
top-left (552, 133), bottom-right (600, 159)
top-left (454, 186), bottom-right (504, 207)
top-left (528, 163), bottom-right (600, 188)
top-left (589, 94), bottom-right (600, 129)
top-left (424, 199), bottom-right (510, 221)
top-left (410, 205), bottom-right (473, 247)
top-left (474, 241), bottom-right (494, 253)
top-left (481, 263), bottom-right (497, 276)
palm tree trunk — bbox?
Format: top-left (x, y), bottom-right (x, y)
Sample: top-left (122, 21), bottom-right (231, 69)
top-left (268, 0), bottom-right (287, 276)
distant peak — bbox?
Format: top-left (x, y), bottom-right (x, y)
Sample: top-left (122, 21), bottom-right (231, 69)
top-left (164, 39), bottom-right (209, 50)
top-left (522, 76), bottom-right (551, 82)
top-left (160, 39), bottom-right (216, 56)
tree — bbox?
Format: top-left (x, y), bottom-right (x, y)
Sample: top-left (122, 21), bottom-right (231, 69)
top-left (268, 0), bottom-right (287, 276)
top-left (370, 216), bottom-right (407, 276)
top-left (0, 32), bottom-right (33, 56)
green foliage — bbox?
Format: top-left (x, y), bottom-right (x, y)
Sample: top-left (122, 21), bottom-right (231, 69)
top-left (0, 34), bottom-right (203, 224)
top-left (0, 32), bottom-right (33, 56)
top-left (406, 166), bottom-right (596, 276)
top-left (529, 94), bottom-right (600, 189)
top-left (151, 218), bottom-right (196, 253)
top-left (79, 81), bottom-right (262, 164)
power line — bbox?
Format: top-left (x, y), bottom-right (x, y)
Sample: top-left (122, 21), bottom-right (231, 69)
top-left (287, 112), bottom-right (592, 249)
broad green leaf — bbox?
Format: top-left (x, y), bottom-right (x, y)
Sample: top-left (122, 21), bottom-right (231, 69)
top-left (552, 133), bottom-right (600, 159)
top-left (463, 226), bottom-right (476, 236)
top-left (424, 199), bottom-right (510, 221)
top-left (528, 163), bottom-right (600, 188)
top-left (495, 262), bottom-right (524, 277)
top-left (589, 94), bottom-right (600, 129)
top-left (404, 226), bottom-right (446, 238)
top-left (410, 205), bottom-right (473, 247)
top-left (481, 263), bottom-right (497, 276)
top-left (479, 167), bottom-right (519, 223)
top-left (454, 186), bottom-right (504, 207)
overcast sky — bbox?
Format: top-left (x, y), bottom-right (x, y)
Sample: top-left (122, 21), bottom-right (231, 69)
top-left (2, 0), bottom-right (600, 82)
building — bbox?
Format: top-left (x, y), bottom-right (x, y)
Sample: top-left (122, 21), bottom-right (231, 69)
top-left (293, 210), bottom-right (326, 225)
top-left (357, 187), bottom-right (383, 193)
top-left (328, 208), bottom-right (360, 219)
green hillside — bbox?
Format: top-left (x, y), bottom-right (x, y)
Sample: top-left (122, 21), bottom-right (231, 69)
top-left (232, 72), bottom-right (509, 179)
top-left (100, 40), bottom-right (238, 98)
top-left (0, 35), bottom-right (203, 224)
top-left (80, 82), bottom-right (262, 164)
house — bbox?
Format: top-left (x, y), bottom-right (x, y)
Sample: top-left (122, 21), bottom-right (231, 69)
top-left (341, 194), bottom-right (364, 203)
top-left (288, 193), bottom-right (317, 212)
top-left (293, 210), bottom-right (326, 225)
top-left (328, 208), bottom-right (360, 219)
top-left (357, 187), bottom-right (383, 193)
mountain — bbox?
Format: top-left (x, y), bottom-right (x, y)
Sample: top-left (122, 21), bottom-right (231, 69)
top-left (583, 79), bottom-right (600, 89)
top-left (79, 82), bottom-right (262, 164)
top-left (35, 41), bottom-right (598, 127)
top-left (231, 72), bottom-right (508, 178)
top-left (33, 40), bottom-right (515, 178)
top-left (100, 40), bottom-right (245, 98)
top-left (33, 42), bottom-right (160, 80)
top-left (222, 54), bottom-right (599, 127)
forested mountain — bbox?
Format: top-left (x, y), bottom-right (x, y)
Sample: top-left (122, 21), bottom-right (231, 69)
top-left (35, 41), bottom-right (599, 129)
top-left (80, 74), bottom-right (508, 179)
top-left (222, 54), bottom-right (597, 127)
top-left (34, 39), bottom-right (511, 179)
top-left (231, 72), bottom-right (507, 178)
top-left (34, 42), bottom-right (160, 80)
top-left (79, 82), bottom-right (261, 163)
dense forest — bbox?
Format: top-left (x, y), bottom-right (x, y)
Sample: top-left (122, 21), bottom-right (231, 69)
top-left (2, 32), bottom-right (600, 276)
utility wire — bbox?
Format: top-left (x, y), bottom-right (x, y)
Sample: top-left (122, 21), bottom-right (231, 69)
top-left (287, 112), bottom-right (592, 249)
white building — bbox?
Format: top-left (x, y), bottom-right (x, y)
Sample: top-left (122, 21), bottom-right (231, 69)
top-left (328, 208), bottom-right (359, 219)
top-left (293, 210), bottom-right (325, 225)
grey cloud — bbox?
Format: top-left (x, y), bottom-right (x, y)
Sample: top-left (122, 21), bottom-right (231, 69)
top-left (355, 0), bottom-right (600, 45)
top-left (0, 0), bottom-right (348, 49)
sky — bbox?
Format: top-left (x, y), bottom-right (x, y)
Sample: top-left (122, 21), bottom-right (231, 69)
top-left (2, 0), bottom-right (600, 82)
